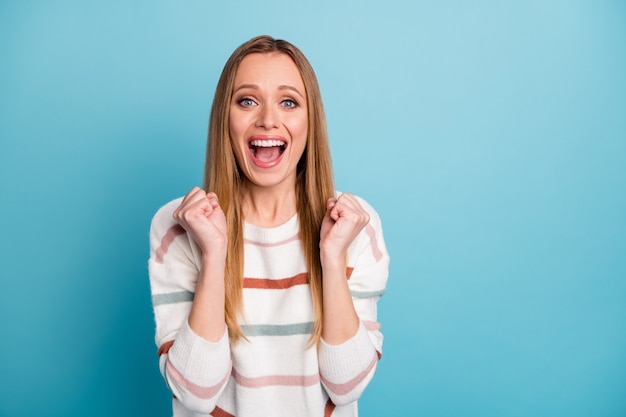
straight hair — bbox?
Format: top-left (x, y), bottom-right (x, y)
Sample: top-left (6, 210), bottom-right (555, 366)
top-left (203, 35), bottom-right (335, 345)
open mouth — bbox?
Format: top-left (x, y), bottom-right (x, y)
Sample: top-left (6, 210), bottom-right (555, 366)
top-left (249, 139), bottom-right (287, 164)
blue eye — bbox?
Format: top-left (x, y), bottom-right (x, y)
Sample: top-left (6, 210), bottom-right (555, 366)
top-left (238, 97), bottom-right (256, 107)
top-left (282, 99), bottom-right (298, 109)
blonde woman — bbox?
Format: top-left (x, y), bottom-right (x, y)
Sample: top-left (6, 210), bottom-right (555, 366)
top-left (149, 35), bottom-right (389, 417)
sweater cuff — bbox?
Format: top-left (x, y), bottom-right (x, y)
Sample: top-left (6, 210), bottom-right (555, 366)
top-left (318, 321), bottom-right (377, 382)
top-left (168, 319), bottom-right (231, 385)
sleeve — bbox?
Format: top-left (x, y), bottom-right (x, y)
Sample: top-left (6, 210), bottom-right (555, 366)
top-left (318, 196), bottom-right (390, 405)
top-left (148, 197), bottom-right (232, 414)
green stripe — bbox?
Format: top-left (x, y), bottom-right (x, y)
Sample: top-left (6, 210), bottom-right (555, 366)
top-left (152, 291), bottom-right (195, 306)
top-left (351, 289), bottom-right (385, 299)
top-left (152, 289), bottom-right (384, 306)
top-left (241, 322), bottom-right (313, 337)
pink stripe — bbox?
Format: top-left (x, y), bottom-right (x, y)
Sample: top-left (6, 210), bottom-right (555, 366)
top-left (362, 320), bottom-right (381, 331)
top-left (320, 353), bottom-right (378, 396)
top-left (155, 224), bottom-right (185, 263)
top-left (244, 233), bottom-right (299, 248)
top-left (165, 359), bottom-right (232, 400)
top-left (232, 368), bottom-right (320, 388)
top-left (365, 223), bottom-right (384, 262)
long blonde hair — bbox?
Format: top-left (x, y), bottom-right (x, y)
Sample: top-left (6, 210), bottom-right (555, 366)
top-left (203, 35), bottom-right (335, 345)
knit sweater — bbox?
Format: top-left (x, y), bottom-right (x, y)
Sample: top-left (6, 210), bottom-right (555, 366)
top-left (148, 194), bottom-right (389, 417)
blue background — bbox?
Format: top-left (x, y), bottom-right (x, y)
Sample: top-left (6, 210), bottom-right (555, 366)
top-left (1, 1), bottom-right (625, 416)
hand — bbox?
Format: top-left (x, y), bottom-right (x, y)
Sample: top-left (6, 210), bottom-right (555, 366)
top-left (320, 193), bottom-right (370, 262)
top-left (173, 187), bottom-right (227, 257)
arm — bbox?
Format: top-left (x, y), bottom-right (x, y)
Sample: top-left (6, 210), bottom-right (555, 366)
top-left (318, 194), bottom-right (390, 405)
top-left (173, 187), bottom-right (228, 342)
top-left (148, 188), bottom-right (231, 414)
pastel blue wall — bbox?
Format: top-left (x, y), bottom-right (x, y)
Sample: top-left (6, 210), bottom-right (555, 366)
top-left (1, 1), bottom-right (625, 416)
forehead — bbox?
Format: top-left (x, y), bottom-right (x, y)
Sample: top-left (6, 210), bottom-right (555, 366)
top-left (234, 52), bottom-right (304, 88)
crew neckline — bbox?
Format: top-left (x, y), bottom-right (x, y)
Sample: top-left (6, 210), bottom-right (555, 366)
top-left (243, 214), bottom-right (299, 244)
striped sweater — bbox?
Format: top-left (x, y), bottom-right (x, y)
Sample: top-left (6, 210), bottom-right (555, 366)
top-left (148, 194), bottom-right (389, 417)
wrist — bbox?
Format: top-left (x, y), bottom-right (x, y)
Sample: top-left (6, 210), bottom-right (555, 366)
top-left (201, 251), bottom-right (226, 266)
top-left (200, 247), bottom-right (227, 272)
top-left (320, 252), bottom-right (346, 273)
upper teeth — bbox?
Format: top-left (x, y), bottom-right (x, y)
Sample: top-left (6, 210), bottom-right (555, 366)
top-left (250, 139), bottom-right (285, 147)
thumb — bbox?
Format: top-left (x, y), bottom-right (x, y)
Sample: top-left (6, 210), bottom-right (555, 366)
top-left (326, 197), bottom-right (338, 221)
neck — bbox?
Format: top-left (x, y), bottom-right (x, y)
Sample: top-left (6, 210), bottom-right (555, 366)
top-left (240, 182), bottom-right (298, 227)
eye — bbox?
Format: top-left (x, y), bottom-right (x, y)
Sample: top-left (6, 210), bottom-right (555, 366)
top-left (281, 99), bottom-right (298, 109)
top-left (237, 97), bottom-right (257, 107)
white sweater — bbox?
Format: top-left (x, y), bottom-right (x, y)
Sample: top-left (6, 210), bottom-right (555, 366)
top-left (148, 195), bottom-right (389, 417)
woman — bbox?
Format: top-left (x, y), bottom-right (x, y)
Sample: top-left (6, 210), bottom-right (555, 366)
top-left (149, 35), bottom-right (389, 417)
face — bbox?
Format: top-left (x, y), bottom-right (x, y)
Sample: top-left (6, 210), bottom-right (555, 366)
top-left (229, 52), bottom-right (308, 191)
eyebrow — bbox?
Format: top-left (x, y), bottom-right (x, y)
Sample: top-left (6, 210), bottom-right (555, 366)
top-left (233, 83), bottom-right (305, 100)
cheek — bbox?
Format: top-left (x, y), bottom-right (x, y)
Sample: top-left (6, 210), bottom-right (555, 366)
top-left (290, 115), bottom-right (308, 139)
top-left (229, 116), bottom-right (247, 148)
top-left (292, 131), bottom-right (308, 160)
top-left (229, 108), bottom-right (250, 136)
top-left (293, 121), bottom-right (308, 155)
top-left (229, 117), bottom-right (241, 140)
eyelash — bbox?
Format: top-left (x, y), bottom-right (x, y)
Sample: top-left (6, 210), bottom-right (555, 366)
top-left (236, 97), bottom-right (299, 109)
top-left (238, 97), bottom-right (257, 107)
top-left (281, 99), bottom-right (298, 109)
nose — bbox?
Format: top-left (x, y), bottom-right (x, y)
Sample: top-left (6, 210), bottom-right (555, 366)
top-left (255, 104), bottom-right (278, 129)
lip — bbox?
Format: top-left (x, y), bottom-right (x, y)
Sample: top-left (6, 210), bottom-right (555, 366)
top-left (247, 134), bottom-right (288, 168)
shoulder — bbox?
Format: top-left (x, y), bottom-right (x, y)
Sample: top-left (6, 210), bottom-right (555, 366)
top-left (152, 197), bottom-right (184, 222)
top-left (149, 197), bottom-right (184, 235)
top-left (336, 191), bottom-right (384, 227)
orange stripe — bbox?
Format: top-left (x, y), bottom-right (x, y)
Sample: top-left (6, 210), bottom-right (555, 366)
top-left (243, 268), bottom-right (353, 289)
top-left (324, 398), bottom-right (336, 417)
top-left (346, 267), bottom-right (354, 280)
top-left (157, 340), bottom-right (174, 357)
top-left (155, 224), bottom-right (185, 263)
top-left (244, 273), bottom-right (308, 289)
top-left (211, 406), bottom-right (235, 417)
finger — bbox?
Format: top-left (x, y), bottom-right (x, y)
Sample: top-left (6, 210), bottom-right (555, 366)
top-left (206, 192), bottom-right (220, 209)
top-left (174, 187), bottom-right (204, 216)
top-left (175, 189), bottom-right (212, 221)
top-left (335, 193), bottom-right (361, 210)
top-left (326, 197), bottom-right (340, 221)
top-left (186, 196), bottom-right (215, 217)
top-left (332, 194), bottom-right (369, 224)
top-left (181, 186), bottom-right (204, 204)
top-left (326, 197), bottom-right (337, 211)
top-left (331, 194), bottom-right (356, 215)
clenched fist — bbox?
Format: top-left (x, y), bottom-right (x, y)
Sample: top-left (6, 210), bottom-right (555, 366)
top-left (320, 193), bottom-right (370, 262)
top-left (173, 187), bottom-right (228, 258)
